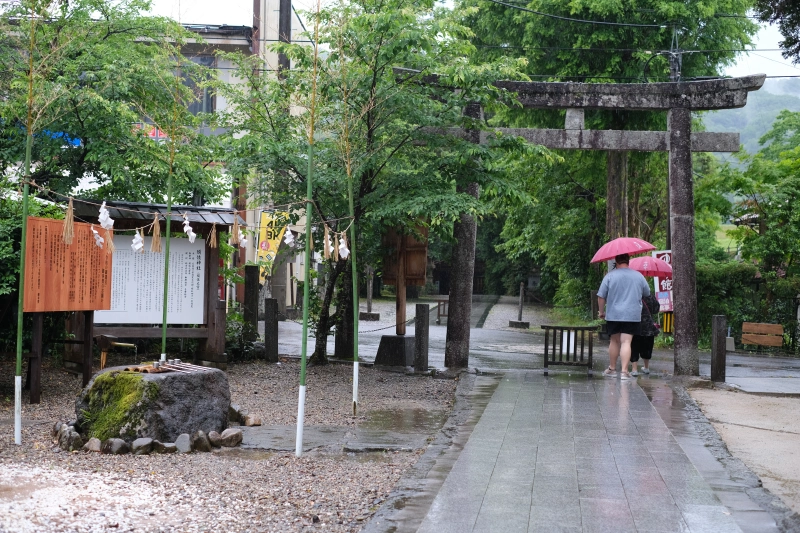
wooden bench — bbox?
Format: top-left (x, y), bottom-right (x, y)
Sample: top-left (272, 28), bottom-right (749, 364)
top-left (541, 325), bottom-right (597, 376)
top-left (741, 322), bottom-right (784, 349)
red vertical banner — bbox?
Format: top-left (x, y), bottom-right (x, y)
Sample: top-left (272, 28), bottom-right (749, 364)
top-left (653, 249), bottom-right (673, 312)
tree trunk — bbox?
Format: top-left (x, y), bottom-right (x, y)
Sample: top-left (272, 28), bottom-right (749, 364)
top-left (334, 259), bottom-right (354, 360)
top-left (606, 150), bottom-right (629, 238)
top-left (310, 259), bottom-right (346, 365)
top-left (445, 182), bottom-right (479, 368)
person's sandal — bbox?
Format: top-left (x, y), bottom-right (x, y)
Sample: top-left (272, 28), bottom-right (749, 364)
top-left (620, 372), bottom-right (633, 380)
top-left (630, 370), bottom-right (640, 376)
top-left (603, 367), bottom-right (617, 377)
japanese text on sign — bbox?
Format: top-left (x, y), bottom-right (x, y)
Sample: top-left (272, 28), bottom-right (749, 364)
top-left (23, 217), bottom-right (112, 312)
top-left (95, 237), bottom-right (205, 325)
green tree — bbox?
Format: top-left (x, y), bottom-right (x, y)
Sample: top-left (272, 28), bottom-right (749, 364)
top-left (728, 110), bottom-right (800, 276)
top-left (754, 0), bottom-right (800, 62)
top-left (0, 0), bottom-right (225, 204)
top-left (220, 0), bottom-right (548, 363)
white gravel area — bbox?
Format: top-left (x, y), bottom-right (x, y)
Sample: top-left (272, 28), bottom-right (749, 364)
top-left (0, 358), bottom-right (456, 533)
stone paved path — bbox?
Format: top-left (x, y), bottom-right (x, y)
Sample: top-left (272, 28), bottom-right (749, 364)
top-left (415, 372), bottom-right (775, 533)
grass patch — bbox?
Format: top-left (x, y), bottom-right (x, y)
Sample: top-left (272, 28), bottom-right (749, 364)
top-left (81, 371), bottom-right (158, 441)
top-left (715, 224), bottom-right (737, 253)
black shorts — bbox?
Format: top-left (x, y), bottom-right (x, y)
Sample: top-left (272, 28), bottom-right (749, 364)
top-left (631, 335), bottom-right (655, 362)
top-left (606, 321), bottom-right (641, 336)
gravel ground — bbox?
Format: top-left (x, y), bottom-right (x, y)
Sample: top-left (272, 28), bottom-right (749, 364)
top-left (0, 357), bottom-right (456, 533)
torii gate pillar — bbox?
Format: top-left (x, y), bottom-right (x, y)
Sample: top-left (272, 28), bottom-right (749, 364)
top-left (667, 107), bottom-right (698, 374)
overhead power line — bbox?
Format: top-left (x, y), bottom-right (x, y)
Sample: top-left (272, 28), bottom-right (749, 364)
top-left (483, 0), bottom-right (666, 28)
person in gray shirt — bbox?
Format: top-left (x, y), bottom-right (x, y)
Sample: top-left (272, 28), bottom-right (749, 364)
top-left (597, 253), bottom-right (651, 380)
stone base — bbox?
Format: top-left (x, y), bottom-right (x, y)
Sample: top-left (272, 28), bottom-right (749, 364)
top-left (374, 335), bottom-right (415, 367)
top-left (726, 337), bottom-right (735, 352)
top-left (508, 320), bottom-right (530, 329)
top-left (359, 312), bottom-right (380, 321)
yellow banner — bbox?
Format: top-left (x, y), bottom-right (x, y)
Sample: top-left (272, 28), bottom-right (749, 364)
top-left (257, 211), bottom-right (289, 281)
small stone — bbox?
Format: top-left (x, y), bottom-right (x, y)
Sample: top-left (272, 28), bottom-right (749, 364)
top-left (132, 438), bottom-right (154, 455)
top-left (52, 421), bottom-right (63, 438)
top-left (207, 431), bottom-right (223, 448)
top-left (219, 428), bottom-right (243, 447)
top-left (242, 414), bottom-right (262, 427)
top-left (101, 438), bottom-right (130, 455)
top-left (83, 437), bottom-right (102, 453)
top-left (191, 430), bottom-right (212, 452)
top-left (152, 440), bottom-right (178, 454)
top-left (228, 403), bottom-right (243, 425)
top-left (65, 431), bottom-right (84, 452)
top-left (312, 515), bottom-right (320, 523)
top-left (57, 426), bottom-right (75, 450)
top-left (175, 434), bottom-right (192, 453)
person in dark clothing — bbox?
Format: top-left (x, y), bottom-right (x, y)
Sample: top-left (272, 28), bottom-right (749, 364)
top-left (630, 293), bottom-right (660, 376)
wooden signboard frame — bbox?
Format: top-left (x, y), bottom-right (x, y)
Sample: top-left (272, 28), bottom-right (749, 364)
top-left (382, 227), bottom-right (429, 335)
top-left (22, 217), bottom-right (112, 402)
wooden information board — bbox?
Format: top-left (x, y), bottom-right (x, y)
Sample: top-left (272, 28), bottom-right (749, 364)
top-left (23, 217), bottom-right (112, 312)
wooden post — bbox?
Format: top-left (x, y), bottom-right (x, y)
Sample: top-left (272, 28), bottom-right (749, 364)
top-left (590, 290), bottom-right (598, 320)
top-left (366, 266), bottom-right (373, 314)
top-left (396, 234), bottom-right (406, 336)
top-left (518, 282), bottom-right (525, 321)
top-left (82, 310), bottom-right (94, 386)
top-left (244, 264), bottom-right (259, 340)
top-left (265, 298), bottom-right (279, 362)
top-left (200, 240), bottom-right (222, 361)
top-left (29, 313), bottom-right (43, 403)
top-left (711, 315), bottom-right (726, 382)
top-left (415, 303), bottom-right (430, 372)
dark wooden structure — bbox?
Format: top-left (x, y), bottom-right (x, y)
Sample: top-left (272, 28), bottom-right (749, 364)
top-left (71, 200), bottom-right (244, 373)
top-left (541, 325), bottom-right (597, 377)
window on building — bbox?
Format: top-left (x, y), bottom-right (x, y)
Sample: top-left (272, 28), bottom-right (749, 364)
top-left (185, 55), bottom-right (215, 115)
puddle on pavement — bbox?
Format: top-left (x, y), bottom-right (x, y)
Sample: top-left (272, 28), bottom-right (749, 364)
top-left (361, 408), bottom-right (449, 433)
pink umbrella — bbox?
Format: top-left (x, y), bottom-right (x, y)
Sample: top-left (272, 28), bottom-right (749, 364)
top-left (590, 237), bottom-right (656, 263)
top-left (629, 256), bottom-right (672, 278)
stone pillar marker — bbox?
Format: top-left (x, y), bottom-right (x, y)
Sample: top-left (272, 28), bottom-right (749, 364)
top-left (509, 282), bottom-right (530, 329)
top-left (711, 315), bottom-right (726, 382)
top-left (414, 303), bottom-right (430, 372)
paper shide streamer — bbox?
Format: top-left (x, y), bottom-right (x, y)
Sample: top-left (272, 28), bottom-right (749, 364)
top-left (98, 201), bottom-right (115, 253)
top-left (182, 214), bottom-right (196, 243)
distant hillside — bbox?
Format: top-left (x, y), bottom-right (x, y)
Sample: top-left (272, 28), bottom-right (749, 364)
top-left (702, 78), bottom-right (800, 159)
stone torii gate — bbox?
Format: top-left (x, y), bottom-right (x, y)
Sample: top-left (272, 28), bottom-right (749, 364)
top-left (447, 75), bottom-right (764, 376)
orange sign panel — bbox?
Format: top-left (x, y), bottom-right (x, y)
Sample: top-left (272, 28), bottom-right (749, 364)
top-left (23, 217), bottom-right (112, 312)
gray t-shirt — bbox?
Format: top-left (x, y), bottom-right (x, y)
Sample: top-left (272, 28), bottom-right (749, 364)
top-left (597, 267), bottom-right (651, 322)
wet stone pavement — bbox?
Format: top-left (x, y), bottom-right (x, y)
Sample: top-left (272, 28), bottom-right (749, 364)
top-left (406, 372), bottom-right (777, 533)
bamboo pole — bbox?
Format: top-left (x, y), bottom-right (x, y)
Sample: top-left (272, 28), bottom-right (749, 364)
top-left (348, 177), bottom-right (359, 416)
top-left (14, 7), bottom-right (39, 446)
top-left (296, 0), bottom-right (321, 458)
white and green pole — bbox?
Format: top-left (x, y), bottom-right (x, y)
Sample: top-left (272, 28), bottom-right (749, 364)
top-left (160, 167), bottom-right (173, 362)
top-left (348, 178), bottom-right (359, 416)
top-left (295, 141), bottom-right (313, 457)
top-left (14, 132), bottom-right (32, 446)
top-left (296, 0), bottom-right (321, 457)
top-left (15, 13), bottom-right (38, 445)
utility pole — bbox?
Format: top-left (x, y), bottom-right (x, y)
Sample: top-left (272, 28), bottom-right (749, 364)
top-left (666, 27), bottom-right (682, 250)
top-left (278, 0), bottom-right (292, 73)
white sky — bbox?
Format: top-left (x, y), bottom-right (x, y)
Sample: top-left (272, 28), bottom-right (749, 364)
top-left (149, 0), bottom-right (800, 80)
